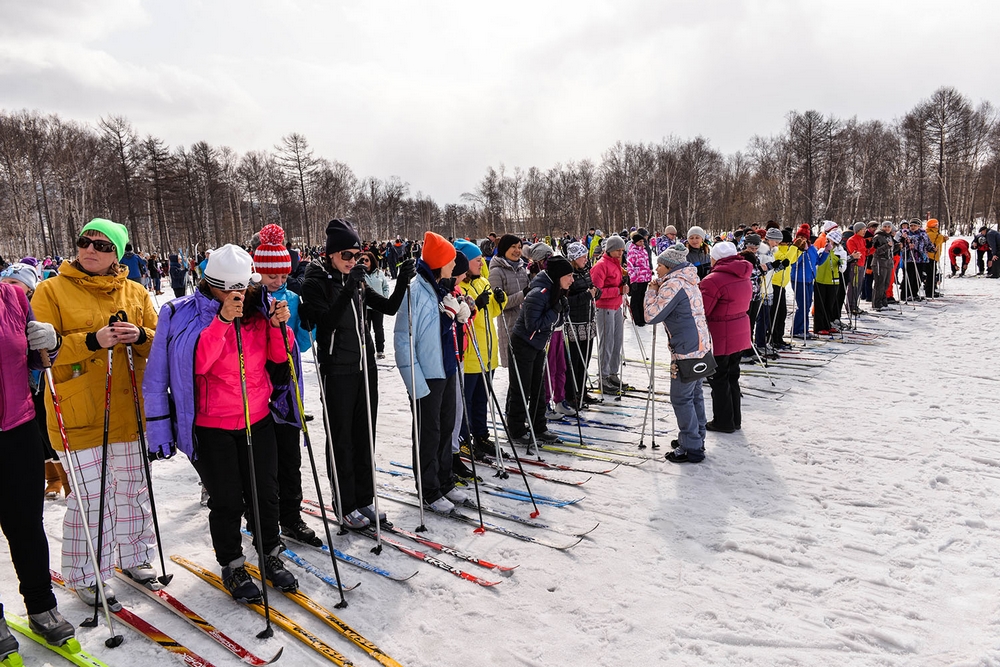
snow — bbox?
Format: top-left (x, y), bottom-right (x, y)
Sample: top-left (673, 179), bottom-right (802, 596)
top-left (3, 273), bottom-right (1000, 666)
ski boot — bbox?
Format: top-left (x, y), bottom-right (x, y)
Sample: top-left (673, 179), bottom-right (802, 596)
top-left (222, 561), bottom-right (262, 604)
top-left (263, 551), bottom-right (298, 593)
top-left (27, 609), bottom-right (76, 649)
top-left (281, 520), bottom-right (322, 547)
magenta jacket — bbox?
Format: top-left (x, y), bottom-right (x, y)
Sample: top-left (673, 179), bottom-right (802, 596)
top-left (699, 256), bottom-right (752, 356)
top-left (0, 283), bottom-right (45, 431)
top-left (590, 253), bottom-right (625, 310)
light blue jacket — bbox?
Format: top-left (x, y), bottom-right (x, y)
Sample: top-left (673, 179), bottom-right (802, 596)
top-left (393, 274), bottom-right (444, 400)
top-left (270, 283), bottom-right (313, 353)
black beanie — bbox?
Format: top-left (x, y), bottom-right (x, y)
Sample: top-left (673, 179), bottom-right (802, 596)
top-left (325, 218), bottom-right (361, 255)
top-left (453, 250), bottom-right (469, 277)
top-left (497, 234), bottom-right (521, 257)
top-left (782, 228), bottom-right (793, 244)
top-left (546, 256), bottom-right (573, 281)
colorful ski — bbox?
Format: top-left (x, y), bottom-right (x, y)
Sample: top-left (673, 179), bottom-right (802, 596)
top-left (239, 528), bottom-right (361, 591)
top-left (241, 563), bottom-right (404, 667)
top-left (170, 556), bottom-right (353, 667)
top-left (384, 463), bottom-right (587, 505)
top-left (113, 569), bottom-right (282, 666)
top-left (51, 570), bottom-right (219, 667)
top-left (4, 612), bottom-right (106, 667)
top-left (281, 534), bottom-right (418, 582)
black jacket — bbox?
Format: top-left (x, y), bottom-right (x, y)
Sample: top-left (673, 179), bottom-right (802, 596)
top-left (512, 271), bottom-right (561, 351)
top-left (565, 267), bottom-right (596, 325)
top-left (299, 261), bottom-right (405, 375)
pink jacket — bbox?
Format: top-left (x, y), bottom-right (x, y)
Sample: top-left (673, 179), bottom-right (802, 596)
top-left (194, 314), bottom-right (287, 430)
top-left (699, 256), bottom-right (752, 356)
top-left (590, 253), bottom-right (625, 310)
top-left (0, 284), bottom-right (37, 431)
top-left (626, 244), bottom-right (652, 283)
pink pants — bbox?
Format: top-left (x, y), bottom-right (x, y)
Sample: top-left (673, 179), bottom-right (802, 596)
top-left (544, 330), bottom-right (567, 404)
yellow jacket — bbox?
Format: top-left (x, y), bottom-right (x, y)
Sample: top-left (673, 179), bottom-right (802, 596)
top-left (927, 228), bottom-right (948, 261)
top-left (459, 273), bottom-right (501, 375)
top-left (772, 244), bottom-right (802, 288)
top-left (31, 261), bottom-right (158, 451)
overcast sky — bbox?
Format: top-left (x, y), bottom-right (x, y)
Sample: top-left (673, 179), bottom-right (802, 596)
top-left (1, 0), bottom-right (997, 204)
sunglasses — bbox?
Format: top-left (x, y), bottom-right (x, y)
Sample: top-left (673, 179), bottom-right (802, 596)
top-left (76, 236), bottom-right (117, 253)
top-left (339, 250), bottom-right (364, 261)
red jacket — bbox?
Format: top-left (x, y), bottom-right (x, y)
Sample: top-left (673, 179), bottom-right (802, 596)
top-left (590, 253), bottom-right (625, 310)
top-left (847, 232), bottom-right (868, 267)
top-left (949, 238), bottom-right (970, 258)
top-left (699, 256), bottom-right (752, 356)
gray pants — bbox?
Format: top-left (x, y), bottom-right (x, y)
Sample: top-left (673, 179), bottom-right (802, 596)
top-left (595, 307), bottom-right (623, 380)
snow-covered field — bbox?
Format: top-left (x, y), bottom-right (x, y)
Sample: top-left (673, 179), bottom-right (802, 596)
top-left (3, 270), bottom-right (999, 667)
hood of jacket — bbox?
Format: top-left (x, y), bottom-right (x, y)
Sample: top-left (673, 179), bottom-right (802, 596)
top-left (709, 255), bottom-right (752, 280)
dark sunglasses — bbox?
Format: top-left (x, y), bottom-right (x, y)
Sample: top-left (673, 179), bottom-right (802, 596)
top-left (340, 250), bottom-right (364, 261)
top-left (76, 236), bottom-right (117, 253)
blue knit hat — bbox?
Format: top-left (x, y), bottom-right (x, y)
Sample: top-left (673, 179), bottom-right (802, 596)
top-left (454, 238), bottom-right (482, 261)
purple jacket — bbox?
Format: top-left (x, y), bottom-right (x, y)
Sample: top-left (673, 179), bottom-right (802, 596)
top-left (0, 284), bottom-right (44, 431)
top-left (699, 255), bottom-right (752, 356)
top-left (143, 288), bottom-right (303, 460)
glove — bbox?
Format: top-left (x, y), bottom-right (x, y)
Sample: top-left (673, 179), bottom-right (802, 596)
top-left (149, 441), bottom-right (176, 461)
top-left (474, 290), bottom-right (490, 310)
top-left (776, 258), bottom-right (790, 270)
top-left (455, 298), bottom-right (472, 324)
top-left (26, 320), bottom-right (58, 351)
top-left (792, 237), bottom-right (807, 251)
top-left (441, 293), bottom-right (461, 320)
top-left (522, 284), bottom-right (531, 296)
top-left (554, 297), bottom-right (569, 314)
top-left (397, 258), bottom-right (417, 285)
top-left (345, 263), bottom-right (367, 290)
top-left (493, 287), bottom-right (507, 306)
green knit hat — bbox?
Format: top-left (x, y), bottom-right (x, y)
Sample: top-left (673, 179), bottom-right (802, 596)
top-left (80, 218), bottom-right (129, 261)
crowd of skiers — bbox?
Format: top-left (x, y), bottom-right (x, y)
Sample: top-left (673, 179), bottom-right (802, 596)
top-left (1, 213), bottom-right (999, 661)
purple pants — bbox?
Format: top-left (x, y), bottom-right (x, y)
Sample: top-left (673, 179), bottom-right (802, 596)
top-left (544, 330), bottom-right (567, 404)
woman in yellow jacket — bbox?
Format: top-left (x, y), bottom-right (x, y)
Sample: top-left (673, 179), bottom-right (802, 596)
top-left (925, 219), bottom-right (948, 297)
top-left (455, 240), bottom-right (503, 462)
top-left (31, 218), bottom-right (159, 608)
top-left (770, 231), bottom-right (801, 349)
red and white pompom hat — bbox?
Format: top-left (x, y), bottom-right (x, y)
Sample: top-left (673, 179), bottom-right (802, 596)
top-left (253, 224), bottom-right (291, 275)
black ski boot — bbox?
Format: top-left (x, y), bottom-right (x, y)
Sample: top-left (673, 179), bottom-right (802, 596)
top-left (0, 607), bottom-right (19, 662)
top-left (222, 561), bottom-right (262, 604)
top-left (281, 520), bottom-right (322, 548)
top-left (264, 552), bottom-right (298, 593)
top-left (472, 435), bottom-right (495, 461)
top-left (452, 453), bottom-right (481, 482)
top-left (27, 608), bottom-right (75, 647)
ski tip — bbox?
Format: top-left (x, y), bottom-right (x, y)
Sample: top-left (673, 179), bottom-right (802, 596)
top-left (260, 646), bottom-right (284, 665)
top-left (1, 653), bottom-right (24, 667)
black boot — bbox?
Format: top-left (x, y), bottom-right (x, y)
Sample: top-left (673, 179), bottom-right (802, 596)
top-left (452, 453), bottom-right (481, 482)
top-left (27, 608), bottom-right (75, 647)
top-left (222, 562), bottom-right (262, 604)
top-left (0, 607), bottom-right (19, 662)
top-left (281, 519), bottom-right (322, 547)
top-left (264, 552), bottom-right (298, 593)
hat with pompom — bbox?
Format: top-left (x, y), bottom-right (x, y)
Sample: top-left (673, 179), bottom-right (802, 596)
top-left (253, 224), bottom-right (291, 275)
top-left (795, 224), bottom-right (812, 239)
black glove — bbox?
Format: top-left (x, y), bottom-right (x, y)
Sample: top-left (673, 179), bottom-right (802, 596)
top-left (345, 263), bottom-right (367, 289)
top-left (554, 297), bottom-right (570, 313)
top-left (522, 284), bottom-right (531, 296)
top-left (397, 258), bottom-right (417, 285)
top-left (493, 287), bottom-right (507, 306)
top-left (777, 258), bottom-right (790, 269)
top-left (475, 291), bottom-right (491, 310)
top-left (594, 287), bottom-right (602, 301)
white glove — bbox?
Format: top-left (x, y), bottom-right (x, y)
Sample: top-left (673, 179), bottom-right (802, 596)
top-left (441, 293), bottom-right (461, 321)
top-left (26, 320), bottom-right (58, 351)
top-left (455, 299), bottom-right (472, 324)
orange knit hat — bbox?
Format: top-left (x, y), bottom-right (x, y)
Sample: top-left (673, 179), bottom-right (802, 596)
top-left (927, 218), bottom-right (939, 228)
top-left (422, 231), bottom-right (457, 270)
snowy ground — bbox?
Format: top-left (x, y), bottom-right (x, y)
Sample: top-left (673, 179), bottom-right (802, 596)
top-left (2, 268), bottom-right (999, 667)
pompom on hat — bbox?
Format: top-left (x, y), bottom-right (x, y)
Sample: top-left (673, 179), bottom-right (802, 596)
top-left (422, 231), bottom-right (457, 270)
top-left (795, 224), bottom-right (812, 239)
top-left (204, 244), bottom-right (260, 291)
top-left (253, 224), bottom-right (291, 275)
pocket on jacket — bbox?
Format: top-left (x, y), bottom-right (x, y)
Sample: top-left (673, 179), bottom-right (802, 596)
top-left (196, 374), bottom-right (210, 416)
top-left (56, 373), bottom-right (98, 430)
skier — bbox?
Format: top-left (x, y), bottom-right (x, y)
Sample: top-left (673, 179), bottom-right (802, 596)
top-left (31, 218), bottom-right (160, 607)
top-left (590, 234), bottom-right (627, 393)
top-left (488, 234), bottom-right (529, 368)
top-left (144, 244), bottom-right (299, 601)
top-left (699, 242), bottom-right (752, 433)
top-left (361, 251), bottom-right (390, 359)
top-left (563, 242), bottom-right (598, 409)
top-left (393, 232), bottom-right (469, 512)
top-left (643, 244), bottom-right (713, 463)
top-left (0, 279), bottom-right (76, 657)
top-left (790, 225), bottom-right (818, 339)
top-left (971, 227), bottom-right (989, 275)
top-left (871, 222), bottom-right (896, 311)
top-left (300, 219), bottom-right (415, 528)
top-left (626, 231), bottom-right (652, 326)
top-left (169, 253), bottom-right (187, 298)
top-left (505, 256), bottom-right (574, 453)
top-left (684, 226), bottom-right (713, 279)
top-left (925, 219), bottom-right (947, 296)
top-left (987, 226), bottom-right (1000, 279)
top-left (948, 238), bottom-right (971, 277)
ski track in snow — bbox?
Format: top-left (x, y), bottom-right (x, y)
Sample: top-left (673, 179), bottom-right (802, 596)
top-left (2, 275), bottom-right (1000, 666)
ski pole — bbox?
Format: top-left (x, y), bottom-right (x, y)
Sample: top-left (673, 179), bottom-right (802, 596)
top-left (233, 317), bottom-right (274, 639)
top-left (497, 311), bottom-right (541, 459)
top-left (562, 312), bottom-right (585, 450)
top-left (279, 322), bottom-right (347, 608)
top-left (405, 285), bottom-right (427, 532)
top-left (83, 314), bottom-right (117, 628)
top-left (114, 310), bottom-right (173, 586)
top-left (451, 322), bottom-right (487, 533)
top-left (353, 289), bottom-right (383, 553)
top-left (39, 349), bottom-right (123, 648)
top-left (466, 321), bottom-right (509, 480)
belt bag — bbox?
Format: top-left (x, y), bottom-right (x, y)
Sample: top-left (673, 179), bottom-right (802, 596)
top-left (675, 353), bottom-right (717, 383)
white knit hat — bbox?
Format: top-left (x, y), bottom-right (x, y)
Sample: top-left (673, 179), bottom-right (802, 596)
top-left (821, 220), bottom-right (839, 233)
top-left (710, 241), bottom-right (737, 261)
top-left (687, 226), bottom-right (707, 239)
top-left (204, 244), bottom-right (260, 290)
top-left (566, 242), bottom-right (588, 262)
top-left (0, 262), bottom-right (38, 291)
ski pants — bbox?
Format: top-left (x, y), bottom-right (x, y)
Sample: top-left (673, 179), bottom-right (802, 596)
top-left (872, 258), bottom-right (893, 310)
top-left (629, 282), bottom-right (648, 326)
top-left (274, 421), bottom-right (304, 528)
top-left (0, 419), bottom-right (58, 614)
top-left (595, 306), bottom-right (623, 380)
top-left (920, 261), bottom-right (936, 297)
top-left (366, 310), bottom-right (385, 354)
top-left (451, 373), bottom-right (464, 454)
top-left (846, 261), bottom-right (863, 312)
top-left (543, 329), bottom-right (566, 404)
top-left (902, 262), bottom-right (923, 300)
top-left (770, 285), bottom-right (788, 347)
top-left (813, 283), bottom-right (838, 331)
top-left (753, 299), bottom-right (771, 350)
top-left (564, 332), bottom-right (593, 407)
top-left (412, 374), bottom-right (457, 505)
top-left (791, 281), bottom-right (813, 337)
top-left (59, 440), bottom-right (154, 588)
top-left (194, 416), bottom-right (280, 568)
top-left (670, 374), bottom-right (706, 455)
top-left (976, 249), bottom-right (987, 274)
top-left (506, 336), bottom-right (547, 440)
top-left (322, 369), bottom-right (378, 516)
top-left (461, 370), bottom-right (492, 440)
top-left (707, 351), bottom-right (743, 431)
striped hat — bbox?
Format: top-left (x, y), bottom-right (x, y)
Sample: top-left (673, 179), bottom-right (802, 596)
top-left (253, 224), bottom-right (291, 275)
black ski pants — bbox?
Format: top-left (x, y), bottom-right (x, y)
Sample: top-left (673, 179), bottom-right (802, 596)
top-left (274, 421), bottom-right (304, 528)
top-left (813, 283), bottom-right (839, 331)
top-left (707, 352), bottom-right (743, 431)
top-left (0, 419), bottom-right (58, 614)
top-left (770, 285), bottom-right (788, 347)
top-left (366, 310), bottom-right (386, 354)
top-left (628, 283), bottom-right (647, 326)
top-left (506, 336), bottom-right (547, 440)
top-left (193, 416), bottom-right (280, 568)
top-left (564, 333), bottom-right (594, 407)
top-left (323, 369), bottom-right (378, 516)
top-left (412, 374), bottom-right (456, 504)
top-left (872, 258), bottom-right (893, 310)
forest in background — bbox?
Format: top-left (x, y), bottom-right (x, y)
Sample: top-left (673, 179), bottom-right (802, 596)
top-left (2, 86), bottom-right (998, 258)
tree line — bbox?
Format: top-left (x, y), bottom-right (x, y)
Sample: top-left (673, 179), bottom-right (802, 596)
top-left (2, 86), bottom-right (998, 259)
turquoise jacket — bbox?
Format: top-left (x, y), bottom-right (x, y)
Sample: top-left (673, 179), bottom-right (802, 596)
top-left (393, 273), bottom-right (445, 400)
